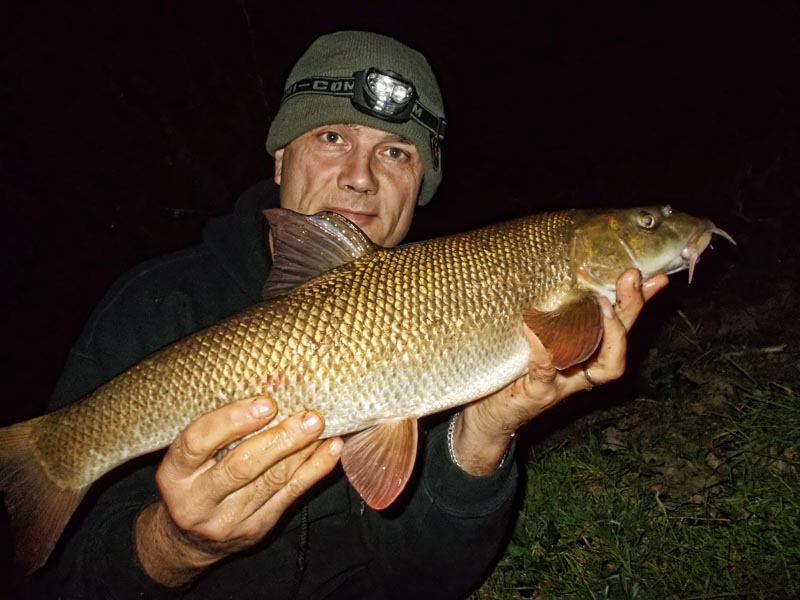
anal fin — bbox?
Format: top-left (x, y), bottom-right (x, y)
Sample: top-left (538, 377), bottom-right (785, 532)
top-left (522, 294), bottom-right (604, 370)
top-left (340, 418), bottom-right (419, 510)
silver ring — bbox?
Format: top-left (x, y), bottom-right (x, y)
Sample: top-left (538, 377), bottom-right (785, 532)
top-left (583, 362), bottom-right (600, 390)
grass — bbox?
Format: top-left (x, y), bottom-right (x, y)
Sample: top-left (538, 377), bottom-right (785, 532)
top-left (477, 324), bottom-right (800, 599)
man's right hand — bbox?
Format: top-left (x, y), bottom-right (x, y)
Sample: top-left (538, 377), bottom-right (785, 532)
top-left (134, 397), bottom-right (343, 588)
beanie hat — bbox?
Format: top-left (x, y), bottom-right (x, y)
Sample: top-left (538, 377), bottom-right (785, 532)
top-left (266, 31), bottom-right (445, 205)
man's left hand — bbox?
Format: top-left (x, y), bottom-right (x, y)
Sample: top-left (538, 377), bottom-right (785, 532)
top-left (451, 268), bottom-right (669, 475)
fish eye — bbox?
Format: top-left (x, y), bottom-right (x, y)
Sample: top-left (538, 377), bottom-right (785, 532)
top-left (638, 211), bottom-right (658, 229)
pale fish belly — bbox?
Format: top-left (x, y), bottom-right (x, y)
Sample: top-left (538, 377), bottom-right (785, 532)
top-left (253, 321), bottom-right (533, 438)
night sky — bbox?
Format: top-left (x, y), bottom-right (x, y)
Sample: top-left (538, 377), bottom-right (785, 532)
top-left (1, 2), bottom-right (798, 428)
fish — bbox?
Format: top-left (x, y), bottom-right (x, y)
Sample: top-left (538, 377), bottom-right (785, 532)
top-left (0, 204), bottom-right (733, 573)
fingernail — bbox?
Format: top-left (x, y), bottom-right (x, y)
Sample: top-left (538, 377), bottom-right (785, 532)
top-left (250, 398), bottom-right (275, 419)
top-left (643, 278), bottom-right (662, 291)
top-left (302, 411), bottom-right (322, 433)
top-left (329, 438), bottom-right (343, 456)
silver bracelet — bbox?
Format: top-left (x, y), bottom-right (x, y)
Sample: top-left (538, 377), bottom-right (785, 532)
top-left (447, 411), bottom-right (514, 471)
top-left (446, 411), bottom-right (464, 468)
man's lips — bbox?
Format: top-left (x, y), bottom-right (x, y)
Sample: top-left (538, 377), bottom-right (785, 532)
top-left (327, 208), bottom-right (378, 227)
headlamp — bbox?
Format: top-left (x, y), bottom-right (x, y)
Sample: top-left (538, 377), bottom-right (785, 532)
top-left (353, 69), bottom-right (416, 122)
top-left (281, 68), bottom-right (446, 142)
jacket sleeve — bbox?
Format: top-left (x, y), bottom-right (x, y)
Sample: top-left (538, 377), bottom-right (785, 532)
top-left (362, 419), bottom-right (518, 599)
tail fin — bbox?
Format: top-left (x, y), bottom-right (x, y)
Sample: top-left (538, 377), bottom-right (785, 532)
top-left (0, 418), bottom-right (88, 574)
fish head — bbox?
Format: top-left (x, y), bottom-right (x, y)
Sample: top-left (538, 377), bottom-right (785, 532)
top-left (572, 205), bottom-right (734, 299)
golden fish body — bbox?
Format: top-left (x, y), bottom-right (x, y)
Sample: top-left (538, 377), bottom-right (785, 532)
top-left (0, 204), bottom-right (732, 571)
top-left (34, 213), bottom-right (567, 485)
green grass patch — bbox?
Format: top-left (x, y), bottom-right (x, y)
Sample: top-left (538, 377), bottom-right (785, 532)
top-left (478, 342), bottom-right (800, 599)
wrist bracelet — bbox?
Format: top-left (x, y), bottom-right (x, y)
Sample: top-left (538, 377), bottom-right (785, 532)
top-left (446, 411), bottom-right (463, 468)
top-left (447, 411), bottom-right (514, 471)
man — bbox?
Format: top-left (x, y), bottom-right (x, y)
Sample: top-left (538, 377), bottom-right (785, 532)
top-left (36, 31), bottom-right (666, 598)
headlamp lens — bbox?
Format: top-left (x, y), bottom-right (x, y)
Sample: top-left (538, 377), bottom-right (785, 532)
top-left (391, 86), bottom-right (409, 103)
top-left (361, 70), bottom-right (416, 120)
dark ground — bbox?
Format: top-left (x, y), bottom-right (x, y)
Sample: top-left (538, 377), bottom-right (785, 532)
top-left (1, 0), bottom-right (799, 593)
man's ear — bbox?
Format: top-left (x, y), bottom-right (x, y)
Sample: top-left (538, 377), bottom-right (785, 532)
top-left (273, 148), bottom-right (284, 185)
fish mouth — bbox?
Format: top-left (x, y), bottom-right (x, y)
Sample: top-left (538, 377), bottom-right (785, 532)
top-left (680, 223), bottom-right (736, 282)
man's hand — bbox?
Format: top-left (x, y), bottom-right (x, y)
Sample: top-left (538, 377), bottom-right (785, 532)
top-left (135, 398), bottom-right (343, 588)
top-left (452, 269), bottom-right (669, 475)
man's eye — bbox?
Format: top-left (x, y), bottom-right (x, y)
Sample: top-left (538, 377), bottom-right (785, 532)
top-left (322, 132), bottom-right (341, 143)
top-left (387, 147), bottom-right (407, 160)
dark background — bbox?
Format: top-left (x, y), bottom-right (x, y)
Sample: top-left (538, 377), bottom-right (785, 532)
top-left (2, 0), bottom-right (800, 592)
top-left (1, 2), bottom-right (798, 461)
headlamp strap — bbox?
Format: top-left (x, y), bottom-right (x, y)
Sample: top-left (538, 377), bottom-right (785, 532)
top-left (282, 75), bottom-right (446, 142)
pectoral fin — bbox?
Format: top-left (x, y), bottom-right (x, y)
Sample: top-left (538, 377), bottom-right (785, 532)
top-left (522, 294), bottom-right (604, 370)
top-left (340, 417), bottom-right (419, 510)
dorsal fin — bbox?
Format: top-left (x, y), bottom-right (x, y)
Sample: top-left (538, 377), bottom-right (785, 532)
top-left (262, 208), bottom-right (376, 300)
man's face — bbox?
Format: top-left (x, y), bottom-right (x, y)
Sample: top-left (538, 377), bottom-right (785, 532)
top-left (274, 123), bottom-right (423, 248)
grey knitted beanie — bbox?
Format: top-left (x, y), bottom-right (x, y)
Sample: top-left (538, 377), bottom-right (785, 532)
top-left (266, 31), bottom-right (445, 205)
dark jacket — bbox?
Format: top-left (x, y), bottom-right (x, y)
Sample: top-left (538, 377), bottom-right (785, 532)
top-left (35, 181), bottom-right (518, 599)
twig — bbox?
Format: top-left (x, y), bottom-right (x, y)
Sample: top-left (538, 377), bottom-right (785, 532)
top-left (677, 309), bottom-right (702, 336)
top-left (653, 486), bottom-right (669, 518)
top-left (724, 344), bottom-right (787, 357)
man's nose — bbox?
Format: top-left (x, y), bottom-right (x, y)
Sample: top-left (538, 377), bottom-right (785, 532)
top-left (337, 147), bottom-right (377, 194)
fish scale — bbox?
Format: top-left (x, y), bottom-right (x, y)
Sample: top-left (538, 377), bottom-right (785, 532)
top-left (1, 204), bottom-right (733, 572)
